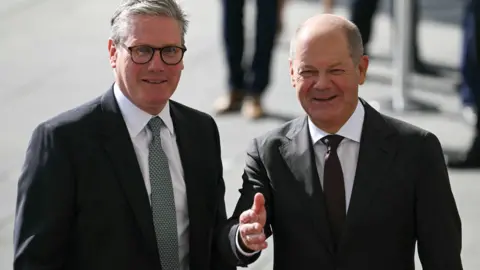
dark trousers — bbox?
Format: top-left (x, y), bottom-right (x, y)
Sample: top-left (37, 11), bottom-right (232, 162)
top-left (222, 0), bottom-right (278, 95)
top-left (350, 0), bottom-right (420, 61)
top-left (461, 0), bottom-right (480, 158)
top-left (460, 0), bottom-right (480, 116)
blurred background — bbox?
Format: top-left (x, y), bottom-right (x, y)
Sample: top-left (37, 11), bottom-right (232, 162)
top-left (0, 0), bottom-right (478, 269)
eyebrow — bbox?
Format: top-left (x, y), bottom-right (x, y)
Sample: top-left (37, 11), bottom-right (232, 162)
top-left (329, 62), bottom-right (343, 67)
top-left (298, 64), bottom-right (316, 69)
top-left (298, 62), bottom-right (344, 70)
top-left (130, 43), bottom-right (183, 48)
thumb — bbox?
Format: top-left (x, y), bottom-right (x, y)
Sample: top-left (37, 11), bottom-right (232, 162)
top-left (251, 193), bottom-right (265, 214)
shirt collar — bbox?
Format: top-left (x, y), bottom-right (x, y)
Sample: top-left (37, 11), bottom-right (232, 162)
top-left (308, 99), bottom-right (365, 144)
top-left (113, 83), bottom-right (175, 138)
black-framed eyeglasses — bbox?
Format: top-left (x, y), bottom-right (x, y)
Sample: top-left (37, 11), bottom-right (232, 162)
top-left (121, 44), bottom-right (187, 65)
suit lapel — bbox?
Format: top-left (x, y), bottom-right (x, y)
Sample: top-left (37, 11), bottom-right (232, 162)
top-left (341, 100), bottom-right (398, 246)
top-left (279, 117), bottom-right (335, 255)
top-left (169, 101), bottom-right (206, 268)
top-left (99, 88), bottom-right (159, 259)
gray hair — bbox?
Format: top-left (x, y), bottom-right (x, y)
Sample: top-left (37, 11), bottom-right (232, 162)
top-left (289, 20), bottom-right (364, 64)
top-left (110, 0), bottom-right (189, 46)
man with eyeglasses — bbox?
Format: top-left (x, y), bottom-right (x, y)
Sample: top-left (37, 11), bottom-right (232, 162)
top-left (13, 1), bottom-right (234, 270)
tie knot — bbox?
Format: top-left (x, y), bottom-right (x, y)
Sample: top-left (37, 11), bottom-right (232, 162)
top-left (321, 135), bottom-right (344, 151)
top-left (147, 116), bottom-right (163, 137)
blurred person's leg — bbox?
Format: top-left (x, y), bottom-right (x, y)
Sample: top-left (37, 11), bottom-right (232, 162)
top-left (350, 0), bottom-right (380, 54)
top-left (410, 0), bottom-right (440, 76)
top-left (353, 0), bottom-right (439, 75)
top-left (460, 83), bottom-right (477, 126)
top-left (277, 0), bottom-right (286, 35)
top-left (449, 0), bottom-right (480, 168)
top-left (460, 84), bottom-right (475, 108)
top-left (215, 0), bottom-right (246, 114)
top-left (323, 0), bottom-right (335, 13)
top-left (460, 4), bottom-right (478, 125)
top-left (242, 0), bottom-right (278, 119)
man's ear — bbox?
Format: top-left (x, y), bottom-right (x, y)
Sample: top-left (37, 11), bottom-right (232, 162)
top-left (289, 59), bottom-right (296, 88)
top-left (357, 55), bottom-right (369, 85)
top-left (108, 39), bottom-right (118, 68)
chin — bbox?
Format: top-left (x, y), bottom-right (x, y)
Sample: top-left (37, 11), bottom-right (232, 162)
top-left (309, 104), bottom-right (338, 114)
top-left (309, 107), bottom-right (341, 121)
top-left (145, 96), bottom-right (169, 106)
top-left (142, 87), bottom-right (173, 99)
top-left (138, 92), bottom-right (168, 107)
top-left (312, 113), bottom-right (336, 123)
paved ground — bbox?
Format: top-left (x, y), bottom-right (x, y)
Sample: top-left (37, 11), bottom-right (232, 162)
top-left (0, 0), bottom-right (478, 269)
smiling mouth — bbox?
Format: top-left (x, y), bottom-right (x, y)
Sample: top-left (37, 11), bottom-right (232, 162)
top-left (313, 96), bottom-right (337, 102)
top-left (142, 79), bottom-right (167, 84)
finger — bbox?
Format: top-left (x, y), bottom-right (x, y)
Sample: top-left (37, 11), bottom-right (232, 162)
top-left (251, 193), bottom-right (265, 214)
top-left (244, 233), bottom-right (266, 245)
top-left (239, 209), bottom-right (257, 224)
top-left (239, 223), bottom-right (264, 237)
top-left (245, 241), bottom-right (268, 251)
top-left (241, 233), bottom-right (268, 251)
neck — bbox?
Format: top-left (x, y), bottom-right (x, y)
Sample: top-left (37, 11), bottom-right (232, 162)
top-left (143, 103), bottom-right (167, 116)
top-left (312, 119), bottom-right (344, 134)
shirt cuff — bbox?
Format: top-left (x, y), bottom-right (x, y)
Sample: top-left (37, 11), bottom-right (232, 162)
top-left (235, 226), bottom-right (260, 256)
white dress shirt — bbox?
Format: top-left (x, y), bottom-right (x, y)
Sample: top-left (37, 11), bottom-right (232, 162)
top-left (309, 100), bottom-right (365, 211)
top-left (114, 84), bottom-right (190, 270)
top-left (237, 100), bottom-right (365, 256)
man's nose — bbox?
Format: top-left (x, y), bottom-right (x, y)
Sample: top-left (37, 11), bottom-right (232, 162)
top-left (312, 73), bottom-right (332, 89)
top-left (147, 51), bottom-right (166, 71)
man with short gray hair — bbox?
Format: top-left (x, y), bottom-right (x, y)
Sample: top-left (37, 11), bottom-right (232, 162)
top-left (14, 1), bottom-right (234, 269)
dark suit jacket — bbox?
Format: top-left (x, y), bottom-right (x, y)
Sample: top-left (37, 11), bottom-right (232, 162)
top-left (14, 87), bottom-right (234, 270)
top-left (219, 100), bottom-right (462, 270)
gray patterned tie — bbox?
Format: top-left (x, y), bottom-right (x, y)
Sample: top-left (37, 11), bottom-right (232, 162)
top-left (147, 116), bottom-right (180, 270)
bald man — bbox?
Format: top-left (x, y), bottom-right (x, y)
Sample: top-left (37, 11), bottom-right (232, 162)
top-left (218, 14), bottom-right (463, 270)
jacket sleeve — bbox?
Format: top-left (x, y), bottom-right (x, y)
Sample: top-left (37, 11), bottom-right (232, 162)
top-left (217, 137), bottom-right (273, 267)
top-left (415, 132), bottom-right (463, 270)
top-left (14, 123), bottom-right (75, 270)
top-left (208, 117), bottom-right (237, 270)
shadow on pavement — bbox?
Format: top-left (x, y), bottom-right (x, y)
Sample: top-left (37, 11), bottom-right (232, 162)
top-left (212, 110), bottom-right (298, 123)
top-left (260, 112), bottom-right (298, 122)
top-left (296, 0), bottom-right (463, 26)
top-left (368, 53), bottom-right (460, 74)
top-left (443, 147), bottom-right (470, 166)
top-left (368, 96), bottom-right (441, 113)
top-left (365, 72), bottom-right (458, 96)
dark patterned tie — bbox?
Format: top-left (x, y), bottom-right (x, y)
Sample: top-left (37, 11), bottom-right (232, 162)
top-left (321, 134), bottom-right (346, 249)
top-left (147, 116), bottom-right (180, 270)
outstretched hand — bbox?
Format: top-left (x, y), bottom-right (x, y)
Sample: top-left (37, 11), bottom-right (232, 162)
top-left (238, 193), bottom-right (268, 251)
